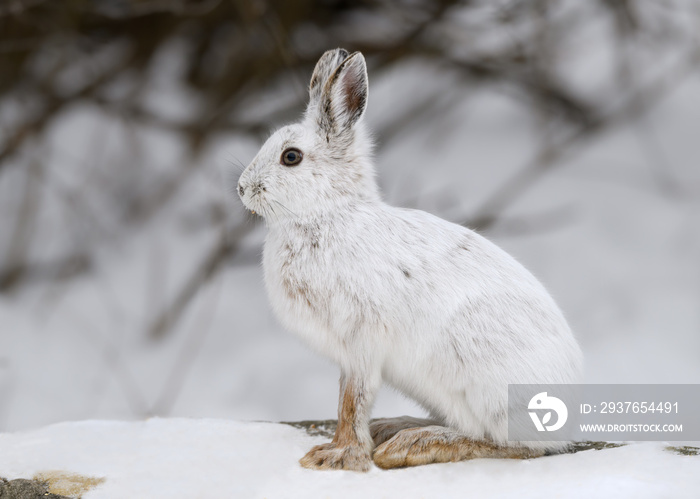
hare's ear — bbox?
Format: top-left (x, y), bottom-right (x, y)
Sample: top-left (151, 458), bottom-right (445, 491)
top-left (315, 52), bottom-right (368, 140)
top-left (309, 48), bottom-right (349, 106)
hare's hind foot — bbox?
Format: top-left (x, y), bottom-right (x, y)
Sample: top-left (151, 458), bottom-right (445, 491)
top-left (370, 416), bottom-right (440, 447)
top-left (372, 425), bottom-right (543, 469)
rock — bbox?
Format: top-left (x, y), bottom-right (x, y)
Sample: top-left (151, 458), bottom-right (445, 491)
top-left (282, 419), bottom-right (338, 438)
top-left (0, 472), bottom-right (104, 499)
top-left (0, 477), bottom-right (70, 499)
top-left (32, 472), bottom-right (104, 498)
top-left (282, 420), bottom-right (700, 457)
top-left (666, 446), bottom-right (700, 456)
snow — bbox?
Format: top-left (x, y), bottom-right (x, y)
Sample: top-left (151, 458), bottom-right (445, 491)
top-left (1, 418), bottom-right (699, 499)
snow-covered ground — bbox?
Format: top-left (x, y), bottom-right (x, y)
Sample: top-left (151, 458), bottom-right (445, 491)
top-left (1, 418), bottom-right (699, 499)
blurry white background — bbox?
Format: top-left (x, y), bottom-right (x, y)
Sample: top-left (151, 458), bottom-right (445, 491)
top-left (1, 0), bottom-right (698, 432)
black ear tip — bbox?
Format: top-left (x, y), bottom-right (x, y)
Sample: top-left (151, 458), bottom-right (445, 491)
top-left (336, 48), bottom-right (349, 60)
top-left (347, 51), bottom-right (366, 66)
top-left (340, 52), bottom-right (367, 77)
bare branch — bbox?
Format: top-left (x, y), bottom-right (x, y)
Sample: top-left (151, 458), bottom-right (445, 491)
top-left (148, 222), bottom-right (253, 340)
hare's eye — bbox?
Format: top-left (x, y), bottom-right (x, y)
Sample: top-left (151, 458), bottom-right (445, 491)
top-left (281, 148), bottom-right (303, 166)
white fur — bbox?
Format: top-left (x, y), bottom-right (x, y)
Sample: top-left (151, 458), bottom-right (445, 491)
top-left (237, 49), bottom-right (582, 453)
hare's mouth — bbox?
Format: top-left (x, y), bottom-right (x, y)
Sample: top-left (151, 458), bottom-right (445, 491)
top-left (242, 195), bottom-right (265, 217)
top-left (239, 181), bottom-right (296, 222)
top-left (238, 180), bottom-right (267, 216)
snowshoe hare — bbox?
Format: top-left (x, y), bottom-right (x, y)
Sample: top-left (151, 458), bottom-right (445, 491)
top-left (237, 48), bottom-right (582, 471)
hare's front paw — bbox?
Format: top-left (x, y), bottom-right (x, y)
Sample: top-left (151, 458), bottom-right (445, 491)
top-left (299, 442), bottom-right (372, 472)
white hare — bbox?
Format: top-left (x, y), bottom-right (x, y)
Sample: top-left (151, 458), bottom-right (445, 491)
top-left (237, 48), bottom-right (582, 471)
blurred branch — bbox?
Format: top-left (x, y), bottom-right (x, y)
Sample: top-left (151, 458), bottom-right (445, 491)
top-left (150, 262), bottom-right (223, 415)
top-left (0, 0), bottom-right (49, 17)
top-left (95, 0), bottom-right (223, 19)
top-left (633, 120), bottom-right (683, 198)
top-left (445, 56), bottom-right (599, 128)
top-left (0, 50), bottom-right (135, 173)
top-left (148, 222), bottom-right (252, 340)
top-left (466, 44), bottom-right (700, 232)
top-left (0, 253), bottom-right (91, 292)
top-left (478, 205), bottom-right (577, 238)
top-left (0, 159), bottom-right (41, 291)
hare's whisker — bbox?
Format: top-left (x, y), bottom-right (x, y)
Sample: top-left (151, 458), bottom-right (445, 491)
top-left (270, 198), bottom-right (298, 218)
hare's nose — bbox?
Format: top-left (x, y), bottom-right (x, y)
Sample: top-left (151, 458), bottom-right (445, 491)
top-left (238, 183), bottom-right (245, 197)
top-left (250, 182), bottom-right (265, 196)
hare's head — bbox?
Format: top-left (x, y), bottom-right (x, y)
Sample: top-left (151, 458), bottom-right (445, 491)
top-left (238, 49), bottom-right (378, 221)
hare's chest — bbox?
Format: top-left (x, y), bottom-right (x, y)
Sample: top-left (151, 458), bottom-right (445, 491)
top-left (262, 236), bottom-right (335, 333)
